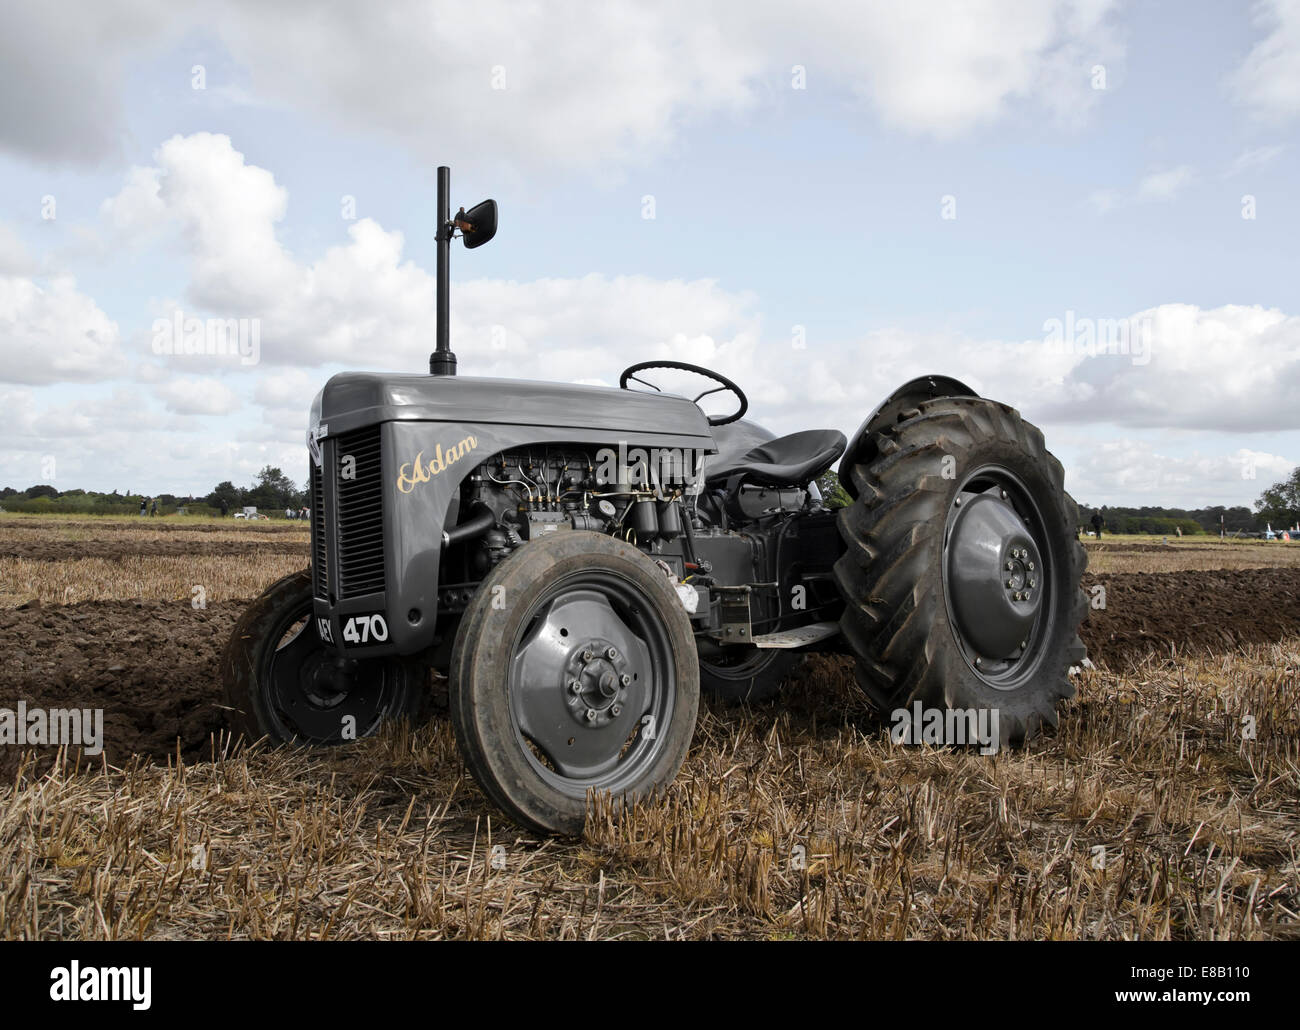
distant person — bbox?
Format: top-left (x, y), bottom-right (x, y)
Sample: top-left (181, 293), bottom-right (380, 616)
top-left (220, 499), bottom-right (229, 518)
top-left (1090, 512), bottom-right (1104, 539)
top-left (140, 498), bottom-right (147, 517)
top-left (150, 499), bottom-right (158, 517)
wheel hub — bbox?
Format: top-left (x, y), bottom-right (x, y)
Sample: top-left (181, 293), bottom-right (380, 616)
top-left (510, 588), bottom-right (656, 780)
top-left (565, 639), bottom-right (635, 725)
top-left (947, 491), bottom-right (1043, 661)
top-left (301, 657), bottom-right (356, 709)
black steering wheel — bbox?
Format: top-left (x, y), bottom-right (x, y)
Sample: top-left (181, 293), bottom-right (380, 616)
top-left (618, 360), bottom-right (748, 426)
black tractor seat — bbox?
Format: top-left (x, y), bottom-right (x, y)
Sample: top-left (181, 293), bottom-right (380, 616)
top-left (705, 427), bottom-right (847, 489)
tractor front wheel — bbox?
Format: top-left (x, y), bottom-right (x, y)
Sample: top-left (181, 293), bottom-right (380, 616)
top-left (222, 569), bottom-right (427, 745)
top-left (450, 532), bottom-right (700, 835)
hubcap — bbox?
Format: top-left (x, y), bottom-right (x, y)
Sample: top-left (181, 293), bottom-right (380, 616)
top-left (943, 467), bottom-right (1053, 686)
top-left (509, 580), bottom-right (670, 791)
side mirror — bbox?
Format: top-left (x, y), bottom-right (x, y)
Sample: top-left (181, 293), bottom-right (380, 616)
top-left (455, 199), bottom-right (497, 249)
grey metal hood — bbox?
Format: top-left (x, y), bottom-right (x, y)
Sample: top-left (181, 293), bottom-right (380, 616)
top-left (312, 371), bottom-right (715, 442)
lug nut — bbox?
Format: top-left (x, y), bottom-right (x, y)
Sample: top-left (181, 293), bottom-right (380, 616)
top-left (585, 709), bottom-right (598, 722)
top-left (582, 650), bottom-right (594, 661)
top-left (1028, 578), bottom-right (1036, 588)
top-left (606, 647), bottom-right (618, 660)
top-left (1006, 561), bottom-right (1014, 571)
top-left (569, 680), bottom-right (582, 694)
top-left (611, 704), bottom-right (622, 717)
top-left (1027, 562), bottom-right (1035, 571)
top-left (620, 673), bottom-right (631, 687)
top-left (1006, 579), bottom-right (1014, 588)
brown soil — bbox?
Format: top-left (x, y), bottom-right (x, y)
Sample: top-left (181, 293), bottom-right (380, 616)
top-left (1, 568), bottom-right (1296, 776)
top-left (0, 539), bottom-right (308, 560)
top-left (1080, 568), bottom-right (1300, 667)
top-left (0, 600), bottom-right (243, 779)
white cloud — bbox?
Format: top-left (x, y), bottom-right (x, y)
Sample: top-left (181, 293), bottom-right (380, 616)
top-left (101, 134), bottom-right (764, 378)
top-left (1229, 0), bottom-right (1300, 122)
top-left (1224, 144), bottom-right (1286, 177)
top-left (3, 1), bottom-right (1123, 171)
top-left (841, 304), bottom-right (1300, 437)
top-left (799, 0), bottom-right (1121, 135)
top-left (1090, 165), bottom-right (1195, 211)
top-left (99, 138), bottom-right (1300, 444)
top-left (153, 375), bottom-right (241, 415)
top-left (1030, 304), bottom-right (1300, 432)
top-left (0, 223), bottom-right (32, 275)
top-left (0, 1), bottom-right (174, 164)
top-left (0, 275), bottom-right (123, 384)
top-left (1067, 440), bottom-right (1294, 505)
top-left (1136, 165), bottom-right (1194, 201)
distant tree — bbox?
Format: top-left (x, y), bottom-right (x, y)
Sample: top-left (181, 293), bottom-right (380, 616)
top-left (24, 484), bottom-right (59, 499)
top-left (205, 480), bottom-right (243, 510)
top-left (816, 470), bottom-right (851, 509)
top-left (1256, 467), bottom-right (1300, 527)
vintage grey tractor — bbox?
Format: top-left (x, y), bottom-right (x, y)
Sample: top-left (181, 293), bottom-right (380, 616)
top-left (222, 168), bottom-right (1087, 834)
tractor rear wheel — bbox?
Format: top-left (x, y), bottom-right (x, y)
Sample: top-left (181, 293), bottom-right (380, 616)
top-left (450, 532), bottom-right (699, 835)
top-left (834, 397), bottom-right (1087, 744)
top-left (222, 568), bottom-right (427, 745)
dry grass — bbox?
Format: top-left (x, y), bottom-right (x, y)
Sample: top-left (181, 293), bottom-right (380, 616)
top-left (0, 514), bottom-right (309, 608)
top-left (1083, 536), bottom-right (1300, 574)
top-left (0, 514), bottom-right (308, 546)
top-left (4, 642), bottom-right (1297, 940)
top-left (0, 555), bottom-right (309, 607)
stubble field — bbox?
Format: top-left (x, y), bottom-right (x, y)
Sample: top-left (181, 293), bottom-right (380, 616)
top-left (1, 515), bottom-right (1297, 939)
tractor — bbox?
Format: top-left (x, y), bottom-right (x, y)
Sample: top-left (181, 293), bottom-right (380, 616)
top-left (222, 168), bottom-right (1087, 834)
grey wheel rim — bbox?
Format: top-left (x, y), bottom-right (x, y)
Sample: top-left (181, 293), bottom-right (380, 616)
top-left (508, 572), bottom-right (675, 796)
top-left (942, 464), bottom-right (1055, 690)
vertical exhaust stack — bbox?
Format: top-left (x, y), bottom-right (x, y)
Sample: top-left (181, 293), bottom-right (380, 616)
top-left (430, 166), bottom-right (455, 376)
top-left (429, 166), bottom-right (499, 376)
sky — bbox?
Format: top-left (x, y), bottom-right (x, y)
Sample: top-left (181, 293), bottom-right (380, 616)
top-left (1, 0), bottom-right (1297, 509)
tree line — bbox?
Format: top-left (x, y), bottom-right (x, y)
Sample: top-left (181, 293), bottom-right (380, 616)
top-left (0, 467), bottom-right (308, 517)
top-left (5, 464), bottom-right (1298, 530)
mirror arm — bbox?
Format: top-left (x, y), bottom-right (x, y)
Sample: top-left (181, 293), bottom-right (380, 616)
top-left (430, 166), bottom-right (457, 376)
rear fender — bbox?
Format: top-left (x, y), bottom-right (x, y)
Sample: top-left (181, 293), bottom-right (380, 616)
top-left (840, 375), bottom-right (978, 497)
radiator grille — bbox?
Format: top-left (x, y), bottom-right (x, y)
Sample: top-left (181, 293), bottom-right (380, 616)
top-left (310, 461), bottom-right (328, 598)
top-left (335, 426), bottom-right (386, 597)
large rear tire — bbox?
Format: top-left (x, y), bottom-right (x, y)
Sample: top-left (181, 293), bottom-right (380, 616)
top-left (450, 532), bottom-right (700, 835)
top-left (834, 397), bottom-right (1087, 745)
top-left (222, 568), bottom-right (427, 745)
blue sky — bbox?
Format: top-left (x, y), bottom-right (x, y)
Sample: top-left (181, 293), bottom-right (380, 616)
top-left (1, 0), bottom-right (1297, 509)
